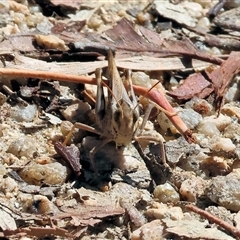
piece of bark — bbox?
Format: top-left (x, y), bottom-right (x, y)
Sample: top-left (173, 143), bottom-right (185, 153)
top-left (170, 52), bottom-right (240, 109)
top-left (161, 38), bottom-right (223, 65)
top-left (56, 205), bottom-right (124, 222)
top-left (207, 51), bottom-right (240, 110)
top-left (169, 72), bottom-right (213, 100)
top-left (120, 199), bottom-right (145, 227)
top-left (103, 18), bottom-right (223, 64)
top-left (213, 7), bottom-right (240, 31)
top-left (205, 34), bottom-right (240, 51)
top-left (54, 142), bottom-right (81, 177)
top-left (4, 226), bottom-right (74, 239)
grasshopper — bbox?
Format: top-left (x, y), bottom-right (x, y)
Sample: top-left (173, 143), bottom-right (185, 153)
top-left (63, 50), bottom-right (166, 177)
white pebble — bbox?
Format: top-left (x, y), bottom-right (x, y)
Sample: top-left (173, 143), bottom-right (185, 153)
top-left (147, 202), bottom-right (183, 221)
top-left (181, 2), bottom-right (203, 19)
top-left (197, 122), bottom-right (220, 137)
top-left (11, 104), bottom-right (37, 122)
top-left (202, 114), bottom-right (232, 131)
top-left (197, 17), bottom-right (210, 29)
top-left (7, 136), bottom-right (38, 158)
top-left (225, 82), bottom-right (240, 102)
top-left (210, 137), bottom-right (236, 152)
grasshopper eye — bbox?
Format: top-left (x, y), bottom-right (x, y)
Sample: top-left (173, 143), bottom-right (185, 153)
top-left (133, 110), bottom-right (139, 123)
top-left (114, 110), bottom-right (121, 122)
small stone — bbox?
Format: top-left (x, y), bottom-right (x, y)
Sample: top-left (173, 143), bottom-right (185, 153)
top-left (7, 136), bottom-right (38, 158)
top-left (0, 164), bottom-right (6, 175)
top-left (60, 121), bottom-right (73, 137)
top-left (177, 108), bottom-right (202, 129)
top-left (35, 34), bottom-right (68, 50)
top-left (198, 122), bottom-right (220, 137)
top-left (210, 137), bottom-right (236, 152)
top-left (157, 111), bottom-right (177, 134)
top-left (0, 92), bottom-right (7, 105)
top-left (131, 220), bottom-right (164, 240)
top-left (146, 202), bottom-right (183, 221)
top-left (185, 97), bottom-right (213, 116)
top-left (197, 17), bottom-right (210, 29)
top-left (201, 156), bottom-right (230, 177)
top-left (11, 104), bottom-right (37, 122)
top-left (61, 99), bottom-right (91, 122)
top-left (207, 169), bottom-right (240, 211)
top-left (153, 182), bottom-right (180, 204)
top-left (225, 82), bottom-right (240, 102)
top-left (202, 114), bottom-right (232, 131)
top-left (131, 71), bottom-right (152, 88)
top-left (19, 161), bottom-right (67, 185)
top-left (9, 1), bottom-right (29, 14)
top-left (224, 122), bottom-right (240, 141)
top-left (221, 103), bottom-right (240, 121)
top-left (225, 0), bottom-right (240, 9)
top-left (181, 2), bottom-right (203, 19)
top-left (0, 176), bottom-right (18, 195)
top-left (87, 15), bottom-right (103, 29)
top-left (180, 176), bottom-right (208, 202)
top-left (205, 206), bottom-right (233, 224)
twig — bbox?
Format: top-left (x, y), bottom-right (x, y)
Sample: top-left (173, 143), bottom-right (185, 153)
top-left (186, 204), bottom-right (240, 239)
top-left (208, 0), bottom-right (227, 18)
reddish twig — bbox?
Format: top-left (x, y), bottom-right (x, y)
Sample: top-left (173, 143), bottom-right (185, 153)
top-left (186, 204), bottom-right (240, 239)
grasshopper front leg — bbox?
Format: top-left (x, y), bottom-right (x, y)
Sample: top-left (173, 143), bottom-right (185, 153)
top-left (62, 68), bottom-right (113, 178)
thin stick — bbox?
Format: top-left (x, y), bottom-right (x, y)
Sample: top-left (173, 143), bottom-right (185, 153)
top-left (0, 68), bottom-right (96, 84)
top-left (186, 204), bottom-right (240, 239)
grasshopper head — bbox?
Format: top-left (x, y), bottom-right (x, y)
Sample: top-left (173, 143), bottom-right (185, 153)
top-left (112, 99), bottom-right (139, 146)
